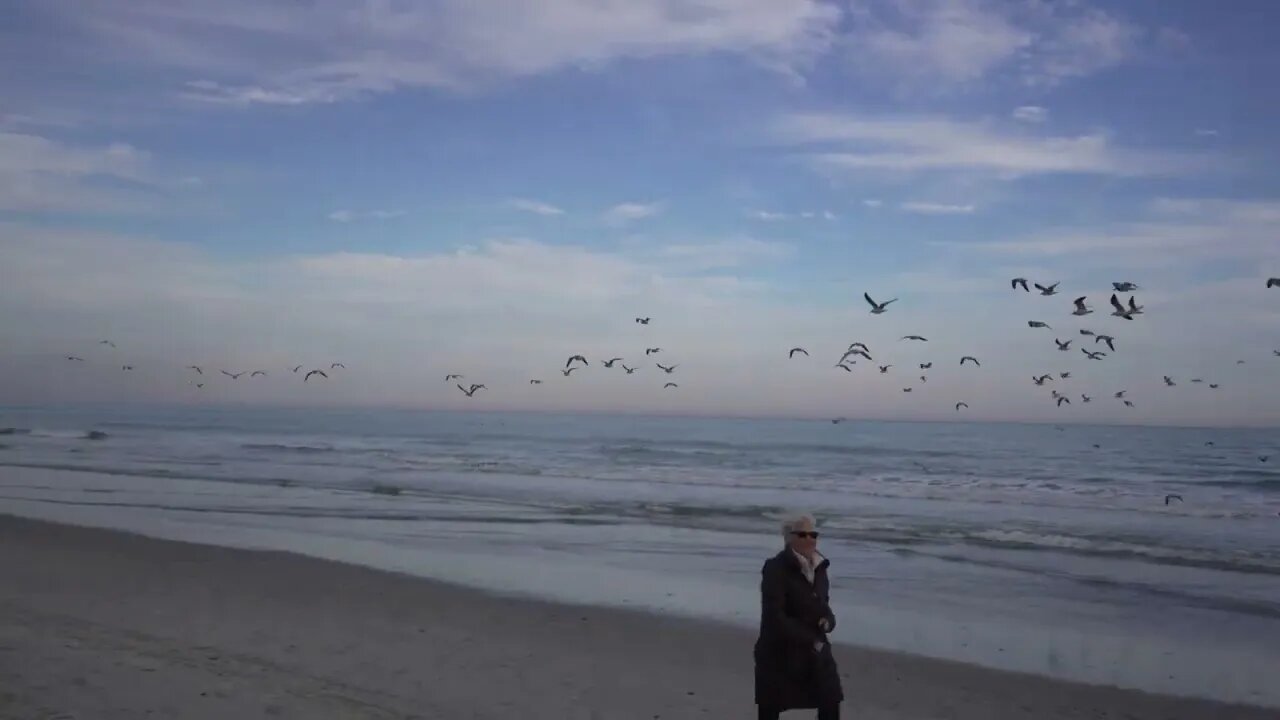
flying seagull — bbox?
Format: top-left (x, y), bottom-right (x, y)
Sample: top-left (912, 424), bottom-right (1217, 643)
top-left (330, 363), bottom-right (346, 369)
top-left (530, 379), bottom-right (542, 385)
top-left (99, 340), bottom-right (116, 348)
top-left (960, 356), bottom-right (980, 367)
top-left (304, 370), bottom-right (327, 382)
top-left (842, 349), bottom-right (873, 363)
top-left (566, 355), bottom-right (588, 368)
top-left (1236, 360), bottom-right (1245, 365)
top-left (657, 363), bottom-right (677, 374)
top-left (1125, 296), bottom-right (1144, 316)
top-left (645, 348), bottom-right (662, 355)
top-left (847, 342), bottom-right (870, 352)
top-left (221, 370), bottom-right (245, 379)
top-left (901, 335), bottom-right (928, 342)
top-left (835, 363), bottom-right (852, 372)
top-left (1033, 375), bottom-right (1053, 385)
top-left (1205, 441), bottom-right (1215, 446)
top-left (621, 365), bottom-right (636, 374)
top-left (864, 293), bottom-right (897, 314)
top-left (1095, 335), bottom-right (1116, 352)
top-left (1191, 378), bottom-right (1204, 383)
top-left (1035, 282), bottom-right (1060, 296)
top-left (1209, 383), bottom-right (1220, 389)
top-left (251, 370), bottom-right (267, 377)
top-left (832, 417), bottom-right (845, 425)
top-left (187, 365), bottom-right (203, 374)
top-left (562, 367), bottom-right (578, 377)
top-left (1057, 395), bottom-right (1071, 407)
top-left (1081, 394), bottom-right (1092, 403)
top-left (1060, 372), bottom-right (1071, 379)
top-left (1028, 321), bottom-right (1052, 329)
top-left (1055, 339), bottom-right (1072, 351)
top-left (955, 402), bottom-right (968, 411)
top-left (1115, 390), bottom-right (1127, 398)
top-left (789, 347), bottom-right (809, 358)
top-left (457, 383), bottom-right (480, 397)
top-left (193, 383), bottom-right (204, 389)
top-left (65, 356), bottom-right (84, 361)
top-left (292, 365), bottom-right (303, 373)
top-left (1072, 296), bottom-right (1092, 316)
top-left (121, 365), bottom-right (133, 371)
top-left (1123, 400), bottom-right (1135, 408)
top-left (902, 387), bottom-right (913, 393)
top-left (1083, 349), bottom-right (1106, 360)
top-left (1079, 329), bottom-right (1095, 336)
top-left (1261, 455), bottom-right (1270, 463)
top-left (635, 317), bottom-right (651, 324)
top-left (663, 382), bottom-right (678, 389)
top-left (920, 362), bottom-right (933, 370)
top-left (602, 358), bottom-right (623, 368)
top-left (1011, 278), bottom-right (1030, 292)
top-left (1113, 282), bottom-right (1139, 292)
top-left (1164, 494), bottom-right (1183, 505)
top-left (445, 374), bottom-right (463, 382)
top-left (1163, 375), bottom-right (1176, 386)
top-left (878, 365), bottom-right (892, 373)
top-left (1269, 278), bottom-right (1279, 288)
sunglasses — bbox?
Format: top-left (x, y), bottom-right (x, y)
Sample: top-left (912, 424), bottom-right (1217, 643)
top-left (790, 531), bottom-right (820, 539)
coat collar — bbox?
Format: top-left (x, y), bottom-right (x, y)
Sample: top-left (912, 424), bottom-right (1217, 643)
top-left (775, 547), bottom-right (829, 573)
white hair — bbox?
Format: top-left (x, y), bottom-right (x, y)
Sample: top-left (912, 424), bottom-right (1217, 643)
top-left (780, 512), bottom-right (816, 539)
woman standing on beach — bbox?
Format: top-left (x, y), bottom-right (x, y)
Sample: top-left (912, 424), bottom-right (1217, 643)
top-left (754, 513), bottom-right (843, 720)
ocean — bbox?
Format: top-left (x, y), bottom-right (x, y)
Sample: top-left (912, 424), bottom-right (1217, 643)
top-left (1, 404), bottom-right (1278, 707)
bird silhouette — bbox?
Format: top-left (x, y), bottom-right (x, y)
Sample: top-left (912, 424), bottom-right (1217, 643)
top-left (789, 348), bottom-right (809, 358)
top-left (304, 370), bottom-right (327, 382)
top-left (864, 293), bottom-right (897, 314)
top-left (960, 356), bottom-right (980, 366)
top-left (656, 364), bottom-right (677, 374)
top-left (635, 317), bottom-right (651, 324)
top-left (221, 371), bottom-right (245, 379)
top-left (330, 363), bottom-right (346, 369)
top-left (1035, 282), bottom-right (1060, 296)
top-left (1011, 278), bottom-right (1030, 292)
top-left (566, 355), bottom-right (588, 368)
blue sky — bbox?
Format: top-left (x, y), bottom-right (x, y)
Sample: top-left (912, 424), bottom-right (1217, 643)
top-left (2, 0), bottom-right (1278, 424)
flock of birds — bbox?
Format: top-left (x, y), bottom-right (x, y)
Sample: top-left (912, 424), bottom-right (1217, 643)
top-left (59, 279), bottom-right (1280, 418)
top-left (61, 347), bottom-right (347, 390)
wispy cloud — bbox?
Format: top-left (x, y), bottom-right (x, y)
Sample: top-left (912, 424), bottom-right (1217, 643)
top-left (1012, 105), bottom-right (1047, 123)
top-left (749, 210), bottom-right (788, 221)
top-left (604, 201), bottom-right (662, 225)
top-left (862, 199), bottom-right (884, 208)
top-left (509, 198), bottom-right (565, 217)
top-left (54, 1), bottom-right (842, 106)
top-left (0, 130), bottom-right (155, 212)
top-left (773, 112), bottom-right (1212, 179)
top-left (842, 0), bottom-right (1142, 90)
top-left (655, 237), bottom-right (792, 270)
top-left (327, 209), bottom-right (406, 223)
top-left (959, 198), bottom-right (1280, 266)
top-left (900, 201), bottom-right (975, 215)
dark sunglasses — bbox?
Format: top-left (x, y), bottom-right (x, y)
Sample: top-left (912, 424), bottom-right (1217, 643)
top-left (790, 531), bottom-right (820, 539)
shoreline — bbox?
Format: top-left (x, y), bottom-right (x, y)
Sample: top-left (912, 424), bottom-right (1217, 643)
top-left (0, 513), bottom-right (1272, 720)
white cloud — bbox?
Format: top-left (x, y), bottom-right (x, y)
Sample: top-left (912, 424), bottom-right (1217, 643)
top-left (1012, 105), bottom-right (1047, 123)
top-left (843, 0), bottom-right (1142, 90)
top-left (959, 198), bottom-right (1280, 267)
top-left (863, 199), bottom-right (884, 208)
top-left (1194, 129), bottom-right (1220, 137)
top-left (655, 237), bottom-right (792, 270)
top-left (509, 198), bottom-right (565, 216)
top-left (750, 210), bottom-right (788, 221)
top-left (773, 113), bottom-right (1211, 179)
top-left (0, 130), bottom-right (155, 212)
top-left (55, 1), bottom-right (842, 105)
top-left (604, 201), bottom-right (662, 224)
top-left (822, 210), bottom-right (837, 220)
top-left (900, 201), bottom-right (975, 215)
top-left (327, 209), bottom-right (405, 223)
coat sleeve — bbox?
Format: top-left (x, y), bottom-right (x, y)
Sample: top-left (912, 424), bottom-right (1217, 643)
top-left (761, 560), bottom-right (820, 647)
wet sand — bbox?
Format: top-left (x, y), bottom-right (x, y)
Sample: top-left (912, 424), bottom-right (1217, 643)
top-left (0, 514), bottom-right (1271, 719)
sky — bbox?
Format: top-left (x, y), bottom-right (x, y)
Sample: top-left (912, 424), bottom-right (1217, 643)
top-left (1, 0), bottom-right (1279, 425)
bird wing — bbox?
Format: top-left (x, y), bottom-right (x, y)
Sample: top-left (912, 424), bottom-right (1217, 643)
top-left (863, 292), bottom-right (878, 308)
top-left (1128, 296), bottom-right (1140, 311)
top-left (1034, 283), bottom-right (1047, 292)
top-left (1110, 294), bottom-right (1125, 312)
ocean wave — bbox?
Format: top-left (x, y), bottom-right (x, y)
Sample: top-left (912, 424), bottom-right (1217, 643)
top-left (1197, 476), bottom-right (1280, 491)
top-left (0, 460), bottom-right (297, 489)
top-left (241, 442), bottom-right (336, 453)
top-left (0, 427), bottom-right (32, 435)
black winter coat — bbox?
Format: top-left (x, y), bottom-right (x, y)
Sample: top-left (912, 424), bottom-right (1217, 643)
top-left (753, 549), bottom-right (844, 710)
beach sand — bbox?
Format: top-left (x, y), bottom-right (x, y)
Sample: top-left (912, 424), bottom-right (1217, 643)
top-left (0, 514), bottom-right (1270, 720)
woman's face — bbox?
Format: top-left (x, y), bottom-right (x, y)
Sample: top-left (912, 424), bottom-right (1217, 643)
top-left (786, 518), bottom-right (819, 556)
